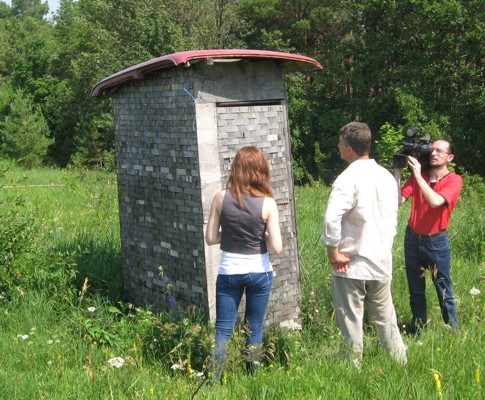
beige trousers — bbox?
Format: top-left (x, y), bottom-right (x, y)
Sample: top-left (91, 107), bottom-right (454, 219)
top-left (332, 275), bottom-right (407, 364)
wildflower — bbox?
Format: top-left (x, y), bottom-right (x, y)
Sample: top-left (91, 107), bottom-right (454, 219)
top-left (470, 287), bottom-right (481, 296)
top-left (168, 296), bottom-right (178, 309)
top-left (87, 307), bottom-right (96, 313)
top-left (149, 387), bottom-right (154, 395)
top-left (171, 363), bottom-right (184, 371)
top-left (21, 335), bottom-right (29, 340)
top-left (432, 370), bottom-right (443, 399)
top-left (476, 364), bottom-right (480, 384)
top-left (279, 320), bottom-right (302, 331)
top-left (310, 291), bottom-right (315, 299)
top-left (47, 340), bottom-right (54, 345)
top-left (107, 357), bottom-right (125, 368)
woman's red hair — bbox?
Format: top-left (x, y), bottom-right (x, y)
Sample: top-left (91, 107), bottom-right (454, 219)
top-left (226, 146), bottom-right (273, 207)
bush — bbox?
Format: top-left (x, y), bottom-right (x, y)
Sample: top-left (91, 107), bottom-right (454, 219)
top-left (0, 194), bottom-right (35, 296)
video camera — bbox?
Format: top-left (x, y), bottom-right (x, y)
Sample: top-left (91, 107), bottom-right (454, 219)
top-left (392, 126), bottom-right (434, 170)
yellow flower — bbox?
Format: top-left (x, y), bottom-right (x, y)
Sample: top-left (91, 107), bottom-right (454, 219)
top-left (476, 364), bottom-right (480, 384)
top-left (432, 370), bottom-right (443, 399)
top-left (149, 387), bottom-right (154, 395)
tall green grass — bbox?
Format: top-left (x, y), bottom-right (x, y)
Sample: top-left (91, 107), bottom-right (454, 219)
top-left (0, 167), bottom-right (483, 399)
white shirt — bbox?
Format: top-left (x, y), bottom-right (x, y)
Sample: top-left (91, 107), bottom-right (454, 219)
top-left (320, 159), bottom-right (398, 281)
top-left (219, 251), bottom-right (272, 275)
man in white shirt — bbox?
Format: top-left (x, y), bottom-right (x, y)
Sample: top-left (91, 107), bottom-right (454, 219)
top-left (321, 122), bottom-right (407, 365)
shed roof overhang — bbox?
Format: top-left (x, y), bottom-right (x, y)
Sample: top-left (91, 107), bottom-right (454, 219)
top-left (91, 49), bottom-right (323, 97)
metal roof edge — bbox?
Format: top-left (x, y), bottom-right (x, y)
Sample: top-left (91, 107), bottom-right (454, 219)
top-left (91, 49), bottom-right (323, 97)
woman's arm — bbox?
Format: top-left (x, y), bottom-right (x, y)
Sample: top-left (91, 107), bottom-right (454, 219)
top-left (264, 197), bottom-right (282, 255)
top-left (205, 191), bottom-right (223, 245)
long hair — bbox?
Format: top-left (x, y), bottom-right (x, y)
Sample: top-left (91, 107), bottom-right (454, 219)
top-left (226, 146), bottom-right (273, 207)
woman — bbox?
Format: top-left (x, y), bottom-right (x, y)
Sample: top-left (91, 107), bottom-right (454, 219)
top-left (205, 146), bottom-right (282, 379)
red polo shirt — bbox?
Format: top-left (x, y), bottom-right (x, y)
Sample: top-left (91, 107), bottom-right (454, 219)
top-left (402, 172), bottom-right (462, 235)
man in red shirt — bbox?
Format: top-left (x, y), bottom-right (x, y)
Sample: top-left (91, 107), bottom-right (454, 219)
top-left (394, 139), bottom-right (462, 334)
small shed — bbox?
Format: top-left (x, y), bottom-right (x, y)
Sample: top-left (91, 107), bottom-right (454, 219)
top-left (91, 49), bottom-right (323, 329)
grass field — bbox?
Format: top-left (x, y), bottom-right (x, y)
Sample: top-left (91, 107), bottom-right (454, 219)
top-left (0, 166), bottom-right (483, 399)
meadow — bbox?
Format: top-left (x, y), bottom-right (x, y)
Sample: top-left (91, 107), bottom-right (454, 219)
top-left (0, 166), bottom-right (483, 399)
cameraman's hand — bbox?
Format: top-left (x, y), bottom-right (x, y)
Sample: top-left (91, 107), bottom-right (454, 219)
top-left (407, 155), bottom-right (422, 177)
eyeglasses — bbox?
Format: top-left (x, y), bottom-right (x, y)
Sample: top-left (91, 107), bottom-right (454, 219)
top-left (433, 148), bottom-right (451, 155)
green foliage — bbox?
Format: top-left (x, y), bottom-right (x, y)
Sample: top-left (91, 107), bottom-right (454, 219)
top-left (0, 194), bottom-right (34, 296)
top-left (0, 89), bottom-right (53, 168)
top-left (11, 0), bottom-right (49, 18)
top-left (1, 0), bottom-right (484, 180)
top-left (375, 122), bottom-right (402, 170)
top-left (450, 171), bottom-right (485, 261)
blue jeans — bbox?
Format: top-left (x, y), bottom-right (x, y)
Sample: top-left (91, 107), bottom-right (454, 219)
top-left (213, 272), bottom-right (273, 376)
top-left (404, 227), bottom-right (458, 332)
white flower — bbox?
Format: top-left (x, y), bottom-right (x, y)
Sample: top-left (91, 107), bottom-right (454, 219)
top-left (107, 357), bottom-right (125, 368)
top-left (171, 363), bottom-right (185, 371)
top-left (87, 307), bottom-right (96, 313)
top-left (279, 320), bottom-right (302, 331)
top-left (47, 340), bottom-right (54, 345)
top-left (470, 287), bottom-right (481, 296)
top-left (21, 335), bottom-right (29, 340)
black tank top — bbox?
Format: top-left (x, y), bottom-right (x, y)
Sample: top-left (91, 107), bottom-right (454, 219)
top-left (220, 190), bottom-right (268, 255)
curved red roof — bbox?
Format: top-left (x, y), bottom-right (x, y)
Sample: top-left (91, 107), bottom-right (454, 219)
top-left (91, 49), bottom-right (323, 97)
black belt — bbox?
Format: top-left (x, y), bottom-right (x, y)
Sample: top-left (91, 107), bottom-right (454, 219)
top-left (406, 226), bottom-right (447, 239)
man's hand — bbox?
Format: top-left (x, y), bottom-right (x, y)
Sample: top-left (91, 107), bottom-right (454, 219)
top-left (326, 246), bottom-right (352, 273)
top-left (407, 155), bottom-right (422, 177)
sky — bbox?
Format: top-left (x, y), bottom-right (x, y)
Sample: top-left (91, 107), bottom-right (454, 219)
top-left (46, 0), bottom-right (60, 14)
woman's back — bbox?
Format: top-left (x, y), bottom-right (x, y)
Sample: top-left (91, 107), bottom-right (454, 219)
top-left (220, 190), bottom-right (267, 255)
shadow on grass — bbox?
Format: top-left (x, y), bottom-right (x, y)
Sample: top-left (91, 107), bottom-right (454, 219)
top-left (52, 236), bottom-right (124, 303)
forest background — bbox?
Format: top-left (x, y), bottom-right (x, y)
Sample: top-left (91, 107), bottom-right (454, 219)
top-left (0, 0), bottom-right (484, 183)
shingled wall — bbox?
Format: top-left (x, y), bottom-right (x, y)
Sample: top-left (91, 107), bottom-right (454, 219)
top-left (111, 60), bottom-right (301, 329)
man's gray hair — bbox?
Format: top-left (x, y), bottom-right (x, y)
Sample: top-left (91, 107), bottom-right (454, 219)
top-left (340, 122), bottom-right (371, 156)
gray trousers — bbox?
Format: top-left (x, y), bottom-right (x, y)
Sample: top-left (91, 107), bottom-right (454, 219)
top-left (332, 275), bottom-right (407, 364)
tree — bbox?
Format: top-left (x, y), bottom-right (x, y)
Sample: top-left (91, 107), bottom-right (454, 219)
top-left (0, 89), bottom-right (52, 168)
top-left (45, 0), bottom-right (190, 167)
top-left (11, 0), bottom-right (48, 18)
